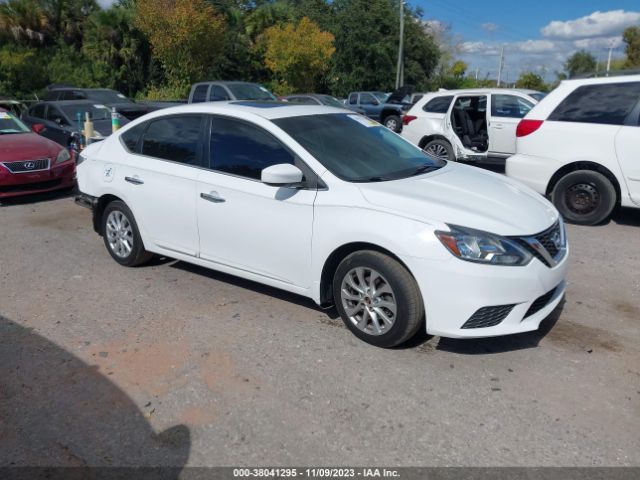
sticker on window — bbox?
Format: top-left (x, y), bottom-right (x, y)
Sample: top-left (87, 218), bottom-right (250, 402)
top-left (94, 104), bottom-right (109, 110)
top-left (0, 112), bottom-right (12, 119)
top-left (347, 114), bottom-right (379, 127)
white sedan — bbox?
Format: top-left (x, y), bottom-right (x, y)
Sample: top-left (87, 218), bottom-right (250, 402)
top-left (76, 102), bottom-right (568, 347)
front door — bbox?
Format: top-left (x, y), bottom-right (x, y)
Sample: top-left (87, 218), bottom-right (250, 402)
top-left (196, 116), bottom-right (316, 288)
top-left (118, 114), bottom-right (204, 256)
top-left (489, 94), bottom-right (534, 155)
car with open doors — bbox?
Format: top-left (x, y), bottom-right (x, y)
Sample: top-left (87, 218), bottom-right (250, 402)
top-left (507, 75), bottom-right (640, 225)
top-left (401, 89), bottom-right (540, 161)
top-left (75, 102), bottom-right (568, 348)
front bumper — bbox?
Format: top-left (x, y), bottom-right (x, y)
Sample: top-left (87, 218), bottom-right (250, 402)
top-left (403, 246), bottom-right (569, 338)
top-left (0, 162), bottom-right (76, 199)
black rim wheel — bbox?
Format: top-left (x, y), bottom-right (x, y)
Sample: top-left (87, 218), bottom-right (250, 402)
top-left (565, 183), bottom-right (600, 215)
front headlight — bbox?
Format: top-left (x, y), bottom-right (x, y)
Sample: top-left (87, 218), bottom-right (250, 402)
top-left (55, 148), bottom-right (71, 165)
top-left (435, 225), bottom-right (532, 266)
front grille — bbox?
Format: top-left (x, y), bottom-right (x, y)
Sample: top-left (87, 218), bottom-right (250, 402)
top-left (2, 158), bottom-right (50, 173)
top-left (461, 304), bottom-right (516, 329)
top-left (524, 287), bottom-right (557, 319)
top-left (513, 221), bottom-right (565, 268)
top-left (0, 179), bottom-right (61, 193)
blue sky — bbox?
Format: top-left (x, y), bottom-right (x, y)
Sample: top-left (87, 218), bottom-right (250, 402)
top-left (413, 0), bottom-right (640, 81)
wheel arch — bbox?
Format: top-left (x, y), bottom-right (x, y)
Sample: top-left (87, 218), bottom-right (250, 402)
top-left (319, 241), bottom-right (416, 307)
top-left (546, 161), bottom-right (621, 206)
top-left (380, 108), bottom-right (402, 122)
top-left (418, 134), bottom-right (451, 149)
top-left (93, 194), bottom-right (125, 235)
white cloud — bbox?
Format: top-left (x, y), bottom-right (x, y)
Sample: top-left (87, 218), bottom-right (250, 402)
top-left (481, 22), bottom-right (498, 33)
top-left (541, 10), bottom-right (640, 40)
top-left (572, 35), bottom-right (624, 50)
top-left (512, 39), bottom-right (556, 53)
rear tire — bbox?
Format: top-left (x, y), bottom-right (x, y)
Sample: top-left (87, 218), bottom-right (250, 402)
top-left (383, 115), bottom-right (402, 132)
top-left (333, 251), bottom-right (424, 348)
top-left (551, 170), bottom-right (616, 225)
top-left (101, 200), bottom-right (152, 266)
top-left (423, 139), bottom-right (455, 161)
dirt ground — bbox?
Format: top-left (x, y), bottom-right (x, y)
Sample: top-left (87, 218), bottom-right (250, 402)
top-left (0, 189), bottom-right (639, 468)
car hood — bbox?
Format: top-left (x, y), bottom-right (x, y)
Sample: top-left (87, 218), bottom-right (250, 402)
top-left (357, 162), bottom-right (558, 236)
top-left (0, 132), bottom-right (61, 161)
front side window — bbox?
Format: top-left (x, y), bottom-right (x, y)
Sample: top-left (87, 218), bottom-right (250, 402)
top-left (209, 116), bottom-right (294, 180)
top-left (30, 104), bottom-right (46, 119)
top-left (491, 94), bottom-right (533, 118)
top-left (274, 114), bottom-right (445, 182)
top-left (549, 82), bottom-right (640, 125)
top-left (192, 85), bottom-right (208, 103)
top-left (423, 95), bottom-right (453, 113)
top-left (46, 106), bottom-right (68, 125)
top-left (141, 115), bottom-right (203, 165)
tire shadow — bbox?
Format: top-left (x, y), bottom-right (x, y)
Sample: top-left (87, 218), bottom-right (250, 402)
top-left (0, 315), bottom-right (190, 472)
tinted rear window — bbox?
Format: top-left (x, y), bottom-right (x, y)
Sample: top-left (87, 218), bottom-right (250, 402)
top-left (120, 123), bottom-right (147, 153)
top-left (423, 96), bottom-right (453, 113)
top-left (549, 82), bottom-right (640, 125)
top-left (192, 85), bottom-right (208, 103)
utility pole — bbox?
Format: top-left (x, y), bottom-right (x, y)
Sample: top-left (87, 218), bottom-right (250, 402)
top-left (395, 0), bottom-right (404, 89)
top-left (497, 46), bottom-right (505, 87)
top-left (606, 45), bottom-right (614, 76)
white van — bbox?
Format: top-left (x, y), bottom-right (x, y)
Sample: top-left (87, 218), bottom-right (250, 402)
top-left (507, 75), bottom-right (640, 225)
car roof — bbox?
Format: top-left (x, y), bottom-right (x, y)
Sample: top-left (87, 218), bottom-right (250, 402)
top-left (429, 88), bottom-right (538, 96)
top-left (127, 101), bottom-right (350, 121)
top-left (38, 100), bottom-right (102, 106)
top-left (48, 87), bottom-right (115, 92)
top-left (558, 74), bottom-right (640, 87)
top-left (193, 81), bottom-right (259, 86)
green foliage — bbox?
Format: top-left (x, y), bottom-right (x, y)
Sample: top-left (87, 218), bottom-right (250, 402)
top-left (623, 26), bottom-right (640, 68)
top-left (0, 44), bottom-right (46, 97)
top-left (515, 72), bottom-right (548, 92)
top-left (46, 42), bottom-right (110, 88)
top-left (565, 50), bottom-right (597, 78)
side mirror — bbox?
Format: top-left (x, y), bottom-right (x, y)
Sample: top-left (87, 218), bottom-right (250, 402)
top-left (372, 99), bottom-right (380, 106)
top-left (261, 164), bottom-right (304, 186)
top-left (31, 123), bottom-right (45, 134)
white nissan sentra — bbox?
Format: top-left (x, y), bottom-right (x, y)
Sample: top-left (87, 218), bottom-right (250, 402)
top-left (75, 102), bottom-right (568, 348)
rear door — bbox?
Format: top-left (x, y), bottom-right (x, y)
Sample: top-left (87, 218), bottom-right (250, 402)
top-left (489, 93), bottom-right (534, 155)
top-left (118, 114), bottom-right (205, 256)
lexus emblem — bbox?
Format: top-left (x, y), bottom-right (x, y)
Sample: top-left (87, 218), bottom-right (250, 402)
top-left (24, 161), bottom-right (35, 170)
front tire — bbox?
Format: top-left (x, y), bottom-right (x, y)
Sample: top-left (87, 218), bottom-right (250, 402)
top-left (333, 251), bottom-right (424, 348)
top-left (551, 170), bottom-right (616, 225)
top-left (102, 200), bottom-right (152, 266)
top-left (423, 139), bottom-right (455, 161)
top-left (383, 115), bottom-right (402, 133)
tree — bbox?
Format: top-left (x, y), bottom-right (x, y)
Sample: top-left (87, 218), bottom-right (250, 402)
top-left (263, 16), bottom-right (334, 94)
top-left (565, 50), bottom-right (596, 78)
top-left (515, 71), bottom-right (547, 91)
top-left (623, 25), bottom-right (640, 68)
top-left (135, 0), bottom-right (226, 95)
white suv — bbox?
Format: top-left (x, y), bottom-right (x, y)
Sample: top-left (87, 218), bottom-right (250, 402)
top-left (401, 89), bottom-right (540, 161)
top-left (75, 103), bottom-right (567, 347)
top-left (507, 75), bottom-right (640, 225)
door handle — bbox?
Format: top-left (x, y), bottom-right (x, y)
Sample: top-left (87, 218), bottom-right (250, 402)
top-left (493, 124), bottom-right (504, 129)
top-left (200, 191), bottom-right (225, 203)
top-left (125, 176), bottom-right (144, 185)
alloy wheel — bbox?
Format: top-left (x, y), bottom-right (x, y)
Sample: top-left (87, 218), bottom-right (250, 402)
top-left (340, 267), bottom-right (397, 336)
top-left (105, 210), bottom-right (134, 258)
top-left (425, 143), bottom-right (450, 160)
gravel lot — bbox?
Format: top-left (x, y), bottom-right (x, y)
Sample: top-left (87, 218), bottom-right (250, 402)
top-left (1, 186), bottom-right (639, 468)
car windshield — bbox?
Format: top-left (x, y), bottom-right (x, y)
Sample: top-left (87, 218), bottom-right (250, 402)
top-left (0, 111), bottom-right (30, 134)
top-left (274, 113), bottom-right (446, 182)
top-left (60, 104), bottom-right (111, 122)
top-left (227, 83), bottom-right (276, 101)
top-left (89, 90), bottom-right (133, 104)
top-left (318, 95), bottom-right (347, 108)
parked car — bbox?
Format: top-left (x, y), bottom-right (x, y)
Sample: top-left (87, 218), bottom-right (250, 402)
top-left (44, 87), bottom-right (150, 120)
top-left (346, 87), bottom-right (413, 132)
top-left (22, 100), bottom-right (130, 147)
top-left (0, 109), bottom-right (75, 198)
top-left (401, 89), bottom-right (541, 161)
top-left (75, 102), bottom-right (568, 348)
top-left (507, 75), bottom-right (640, 225)
top-left (0, 98), bottom-right (28, 117)
top-left (283, 93), bottom-right (365, 114)
top-left (188, 81), bottom-right (276, 103)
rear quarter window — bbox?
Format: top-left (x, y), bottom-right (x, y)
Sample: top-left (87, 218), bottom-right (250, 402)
top-left (423, 96), bottom-right (453, 113)
top-left (549, 82), bottom-right (640, 125)
top-left (191, 85), bottom-right (208, 103)
top-left (120, 123), bottom-right (148, 153)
